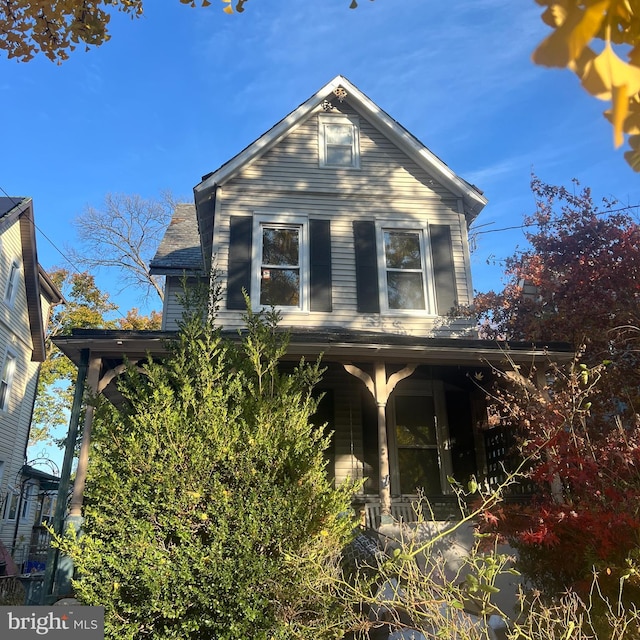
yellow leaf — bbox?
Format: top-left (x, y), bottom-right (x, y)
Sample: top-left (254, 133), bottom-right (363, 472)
top-left (630, 45), bottom-right (640, 68)
top-left (568, 45), bottom-right (596, 76)
top-left (605, 101), bottom-right (640, 135)
top-left (581, 42), bottom-right (640, 100)
top-left (533, 0), bottom-right (610, 68)
top-left (541, 4), bottom-right (569, 29)
top-left (223, 4), bottom-right (233, 12)
top-left (612, 84), bottom-right (628, 147)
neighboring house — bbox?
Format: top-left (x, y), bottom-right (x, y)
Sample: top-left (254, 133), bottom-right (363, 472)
top-left (0, 197), bottom-right (62, 569)
top-left (54, 77), bottom-right (572, 527)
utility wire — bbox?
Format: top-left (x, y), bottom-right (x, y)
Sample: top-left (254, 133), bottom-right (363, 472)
top-left (472, 202), bottom-right (640, 236)
top-left (0, 184), bottom-right (130, 321)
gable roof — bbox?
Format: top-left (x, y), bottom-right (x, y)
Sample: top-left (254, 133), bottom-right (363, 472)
top-left (194, 75), bottom-right (487, 222)
top-left (0, 197), bottom-right (64, 362)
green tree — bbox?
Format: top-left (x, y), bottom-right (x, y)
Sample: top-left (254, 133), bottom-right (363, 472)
top-left (54, 304), bottom-right (356, 639)
top-left (30, 269), bottom-right (118, 447)
top-left (30, 269), bottom-right (162, 448)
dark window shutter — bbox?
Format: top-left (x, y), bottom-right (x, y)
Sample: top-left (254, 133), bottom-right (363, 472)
top-left (309, 219), bottom-right (332, 312)
top-left (227, 216), bottom-right (253, 310)
top-left (430, 224), bottom-right (457, 314)
top-left (353, 221), bottom-right (380, 313)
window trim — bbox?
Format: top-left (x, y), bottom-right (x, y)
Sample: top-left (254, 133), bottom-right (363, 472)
top-left (3, 486), bottom-right (19, 521)
top-left (21, 482), bottom-right (35, 520)
top-left (318, 113), bottom-right (361, 169)
top-left (251, 213), bottom-right (309, 312)
top-left (375, 221), bottom-right (437, 315)
top-left (0, 349), bottom-right (17, 412)
top-left (4, 258), bottom-right (20, 307)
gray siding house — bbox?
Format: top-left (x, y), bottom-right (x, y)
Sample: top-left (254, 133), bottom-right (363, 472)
top-left (55, 77), bottom-right (571, 526)
top-left (0, 197), bottom-right (62, 569)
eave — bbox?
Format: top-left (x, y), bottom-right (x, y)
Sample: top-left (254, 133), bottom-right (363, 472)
top-left (53, 328), bottom-right (573, 370)
top-left (1, 197), bottom-right (64, 362)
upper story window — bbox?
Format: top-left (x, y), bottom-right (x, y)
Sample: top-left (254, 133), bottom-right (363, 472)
top-left (319, 114), bottom-right (360, 169)
top-left (354, 220), bottom-right (458, 317)
top-left (4, 259), bottom-right (20, 306)
top-left (227, 215), bottom-right (332, 314)
top-left (252, 215), bottom-right (308, 311)
top-left (0, 351), bottom-right (17, 412)
top-left (376, 223), bottom-right (436, 314)
top-left (383, 230), bottom-right (428, 310)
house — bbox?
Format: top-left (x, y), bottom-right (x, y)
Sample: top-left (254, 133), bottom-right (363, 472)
top-left (53, 77), bottom-right (572, 529)
top-left (0, 197), bottom-right (63, 570)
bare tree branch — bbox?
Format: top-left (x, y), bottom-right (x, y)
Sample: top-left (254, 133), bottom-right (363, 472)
top-left (68, 192), bottom-right (181, 303)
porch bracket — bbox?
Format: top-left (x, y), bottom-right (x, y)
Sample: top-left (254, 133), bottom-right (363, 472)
top-left (343, 362), bottom-right (417, 522)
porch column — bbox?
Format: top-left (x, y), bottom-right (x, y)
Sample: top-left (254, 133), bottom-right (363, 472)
top-left (344, 362), bottom-right (416, 523)
top-left (42, 349), bottom-right (90, 603)
top-left (69, 355), bottom-right (102, 518)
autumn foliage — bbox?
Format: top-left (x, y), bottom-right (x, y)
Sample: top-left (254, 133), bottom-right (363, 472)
top-left (476, 177), bottom-right (640, 389)
top-left (533, 1), bottom-right (640, 171)
top-left (475, 178), bottom-right (640, 596)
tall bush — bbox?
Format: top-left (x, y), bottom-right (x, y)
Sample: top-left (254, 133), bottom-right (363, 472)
top-left (55, 305), bottom-right (356, 639)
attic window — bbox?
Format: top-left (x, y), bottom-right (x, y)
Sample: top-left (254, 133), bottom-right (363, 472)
top-left (319, 114), bottom-right (360, 169)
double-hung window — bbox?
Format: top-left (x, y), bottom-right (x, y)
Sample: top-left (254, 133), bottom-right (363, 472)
top-left (0, 351), bottom-right (16, 412)
top-left (383, 230), bottom-right (427, 310)
top-left (377, 225), bottom-right (433, 312)
top-left (319, 114), bottom-right (360, 169)
top-left (3, 487), bottom-right (18, 521)
top-left (253, 215), bottom-right (308, 310)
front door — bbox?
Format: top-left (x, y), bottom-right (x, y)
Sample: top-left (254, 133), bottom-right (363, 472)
top-left (388, 380), bottom-right (452, 497)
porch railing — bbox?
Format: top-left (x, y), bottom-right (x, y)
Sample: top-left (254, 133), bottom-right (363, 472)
top-left (360, 496), bottom-right (462, 528)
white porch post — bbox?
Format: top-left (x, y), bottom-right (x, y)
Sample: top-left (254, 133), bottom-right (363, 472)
top-left (344, 362), bottom-right (416, 522)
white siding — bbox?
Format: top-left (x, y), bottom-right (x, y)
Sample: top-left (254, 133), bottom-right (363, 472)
top-left (164, 100), bottom-right (476, 338)
top-left (0, 218), bottom-right (40, 549)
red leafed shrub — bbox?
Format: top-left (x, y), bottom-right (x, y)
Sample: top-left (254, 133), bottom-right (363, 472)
top-left (474, 178), bottom-right (640, 598)
top-left (478, 359), bottom-right (640, 596)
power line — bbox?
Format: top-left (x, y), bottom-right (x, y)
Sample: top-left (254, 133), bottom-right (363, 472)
top-left (0, 184), bottom-right (129, 321)
top-left (472, 202), bottom-right (640, 236)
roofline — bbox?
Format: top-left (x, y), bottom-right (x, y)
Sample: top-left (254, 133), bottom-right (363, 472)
top-left (53, 328), bottom-right (573, 369)
top-left (38, 265), bottom-right (65, 305)
top-left (1, 198), bottom-right (65, 361)
top-left (194, 75), bottom-right (487, 222)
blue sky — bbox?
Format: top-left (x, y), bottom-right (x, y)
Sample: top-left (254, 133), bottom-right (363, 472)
top-left (3, 0), bottom-right (640, 318)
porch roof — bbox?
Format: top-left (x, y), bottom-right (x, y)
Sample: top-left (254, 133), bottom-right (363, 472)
top-left (53, 327), bottom-right (573, 370)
